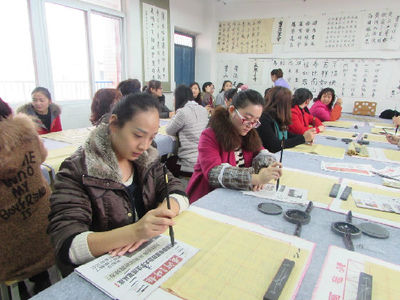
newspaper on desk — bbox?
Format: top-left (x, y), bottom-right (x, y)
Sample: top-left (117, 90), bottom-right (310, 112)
top-left (243, 183), bottom-right (308, 204)
top-left (75, 235), bottom-right (198, 300)
top-left (321, 161), bottom-right (373, 176)
top-left (352, 190), bottom-right (400, 214)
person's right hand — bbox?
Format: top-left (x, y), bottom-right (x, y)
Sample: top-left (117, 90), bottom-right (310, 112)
top-left (131, 206), bottom-right (176, 242)
top-left (303, 128), bottom-right (316, 143)
top-left (317, 125), bottom-right (325, 132)
top-left (257, 162), bottom-right (282, 184)
top-left (336, 98), bottom-right (343, 105)
top-left (386, 134), bottom-right (400, 145)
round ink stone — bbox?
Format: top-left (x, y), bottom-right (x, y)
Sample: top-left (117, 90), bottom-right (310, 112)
top-left (331, 222), bottom-right (361, 237)
top-left (359, 222), bottom-right (389, 239)
top-left (284, 209), bottom-right (311, 225)
top-left (257, 203), bottom-right (283, 215)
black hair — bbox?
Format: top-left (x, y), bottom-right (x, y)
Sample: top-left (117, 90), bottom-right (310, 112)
top-left (219, 80), bottom-right (232, 93)
top-left (111, 92), bottom-right (160, 128)
top-left (292, 88), bottom-right (313, 107)
top-left (236, 83), bottom-right (244, 89)
top-left (270, 69), bottom-right (283, 78)
top-left (31, 87), bottom-right (52, 100)
top-left (315, 87), bottom-right (336, 110)
top-left (117, 79), bottom-right (141, 96)
top-left (147, 80), bottom-right (162, 94)
top-left (232, 89), bottom-right (265, 109)
top-left (174, 85), bottom-right (194, 110)
top-left (189, 82), bottom-right (202, 105)
top-left (264, 88), bottom-right (271, 98)
top-left (202, 81), bottom-right (213, 92)
top-left (224, 88), bottom-right (238, 102)
top-left (0, 98), bottom-right (12, 120)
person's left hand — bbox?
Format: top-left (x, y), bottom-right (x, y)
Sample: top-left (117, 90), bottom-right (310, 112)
top-left (252, 184), bottom-right (265, 191)
top-left (109, 239), bottom-right (148, 256)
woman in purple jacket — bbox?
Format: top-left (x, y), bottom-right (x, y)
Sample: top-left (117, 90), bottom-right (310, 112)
top-left (186, 89), bottom-right (282, 203)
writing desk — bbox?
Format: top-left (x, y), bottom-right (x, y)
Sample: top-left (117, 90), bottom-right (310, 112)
top-left (41, 123), bottom-right (176, 173)
top-left (32, 115), bottom-right (399, 299)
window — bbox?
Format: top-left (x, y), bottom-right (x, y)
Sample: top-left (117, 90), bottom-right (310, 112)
top-left (174, 33), bottom-right (193, 47)
top-left (81, 0), bottom-right (121, 11)
top-left (91, 13), bottom-right (122, 90)
top-left (46, 3), bottom-right (91, 101)
top-left (0, 1), bottom-right (124, 105)
top-left (0, 0), bottom-right (36, 104)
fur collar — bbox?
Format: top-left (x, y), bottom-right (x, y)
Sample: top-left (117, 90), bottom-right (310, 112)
top-left (17, 103), bottom-right (61, 117)
top-left (83, 123), bottom-right (159, 183)
top-left (0, 114), bottom-right (38, 178)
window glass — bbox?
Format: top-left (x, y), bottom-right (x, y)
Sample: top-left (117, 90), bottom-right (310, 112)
top-left (91, 13), bottom-right (122, 90)
top-left (0, 0), bottom-right (36, 104)
top-left (174, 33), bottom-right (193, 47)
top-left (46, 2), bottom-right (90, 101)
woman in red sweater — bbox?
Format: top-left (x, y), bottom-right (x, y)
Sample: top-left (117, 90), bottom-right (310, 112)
top-left (289, 88), bottom-right (325, 135)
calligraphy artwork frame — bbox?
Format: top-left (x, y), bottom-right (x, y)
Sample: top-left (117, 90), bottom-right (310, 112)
top-left (140, 0), bottom-right (171, 91)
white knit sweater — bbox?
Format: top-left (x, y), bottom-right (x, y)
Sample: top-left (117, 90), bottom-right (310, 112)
top-left (166, 101), bottom-right (209, 172)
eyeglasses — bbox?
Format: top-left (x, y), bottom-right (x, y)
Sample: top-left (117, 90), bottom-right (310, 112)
top-left (235, 109), bottom-right (261, 128)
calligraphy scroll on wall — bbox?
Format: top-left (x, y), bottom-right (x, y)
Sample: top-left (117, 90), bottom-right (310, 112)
top-left (216, 18), bottom-right (273, 54)
top-left (142, 0), bottom-right (170, 90)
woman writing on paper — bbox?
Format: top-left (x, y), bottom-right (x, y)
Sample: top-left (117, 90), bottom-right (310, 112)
top-left (289, 88), bottom-right (325, 135)
top-left (257, 87), bottom-right (315, 153)
top-left (48, 93), bottom-right (188, 275)
top-left (309, 87), bottom-right (343, 122)
top-left (186, 89), bottom-right (282, 203)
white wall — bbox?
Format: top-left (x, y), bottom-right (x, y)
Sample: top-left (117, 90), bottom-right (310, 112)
top-left (206, 0), bottom-right (400, 113)
top-left (123, 0), bottom-right (210, 110)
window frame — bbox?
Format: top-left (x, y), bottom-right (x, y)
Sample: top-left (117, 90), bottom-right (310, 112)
top-left (28, 0), bottom-right (126, 101)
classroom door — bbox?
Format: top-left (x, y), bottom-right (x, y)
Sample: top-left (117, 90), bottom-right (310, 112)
top-left (174, 32), bottom-right (195, 86)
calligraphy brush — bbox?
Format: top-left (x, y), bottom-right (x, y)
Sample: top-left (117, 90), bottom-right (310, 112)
top-left (163, 164), bottom-right (175, 246)
top-left (275, 136), bottom-right (285, 192)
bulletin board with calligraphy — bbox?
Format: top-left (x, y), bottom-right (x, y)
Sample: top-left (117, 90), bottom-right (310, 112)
top-left (141, 0), bottom-right (171, 91)
top-left (246, 57), bottom-right (398, 99)
top-left (283, 16), bottom-right (323, 52)
top-left (216, 56), bottom-right (400, 112)
top-left (360, 10), bottom-right (400, 50)
top-left (217, 9), bottom-right (400, 54)
top-left (216, 18), bottom-right (273, 54)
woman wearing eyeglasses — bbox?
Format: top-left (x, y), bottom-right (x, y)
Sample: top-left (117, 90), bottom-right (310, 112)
top-left (186, 89), bottom-right (282, 203)
top-left (257, 87), bottom-right (315, 153)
